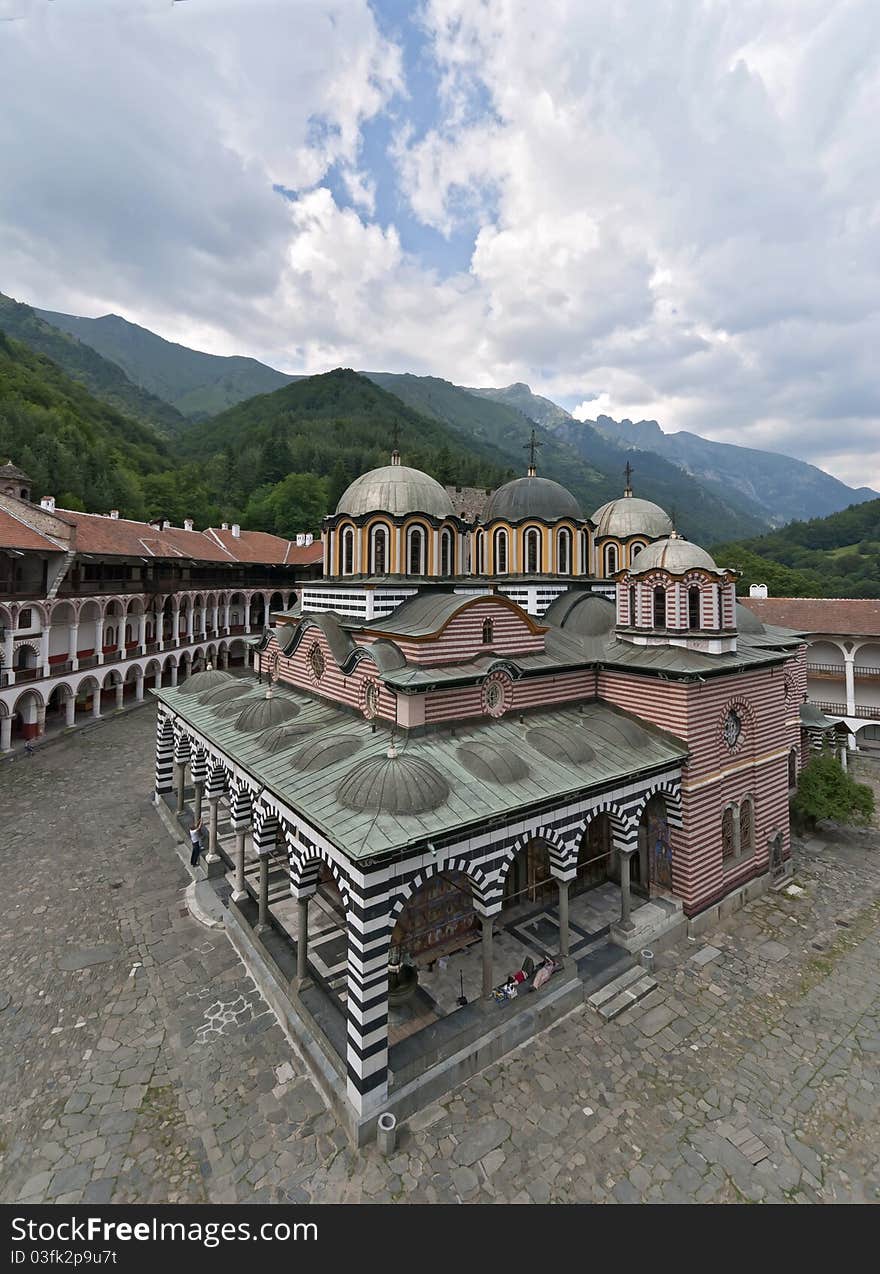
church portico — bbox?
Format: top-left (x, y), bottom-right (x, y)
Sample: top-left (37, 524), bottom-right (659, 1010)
top-left (154, 679), bottom-right (685, 1130)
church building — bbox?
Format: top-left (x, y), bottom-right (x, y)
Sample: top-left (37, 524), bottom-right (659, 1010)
top-left (154, 446), bottom-right (808, 1139)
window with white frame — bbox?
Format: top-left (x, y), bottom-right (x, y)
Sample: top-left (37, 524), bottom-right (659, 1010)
top-left (494, 529), bottom-right (508, 574)
top-left (557, 528), bottom-right (571, 574)
top-left (525, 528), bottom-right (541, 573)
top-left (407, 526), bottom-right (426, 575)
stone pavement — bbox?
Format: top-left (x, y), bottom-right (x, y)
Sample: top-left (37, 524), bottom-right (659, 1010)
top-left (1, 708), bottom-right (879, 1203)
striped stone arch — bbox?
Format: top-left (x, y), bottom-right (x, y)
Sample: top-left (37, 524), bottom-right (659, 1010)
top-left (228, 782), bottom-right (254, 832)
top-left (576, 798), bottom-right (637, 849)
top-left (497, 824), bottom-right (576, 886)
top-left (284, 834), bottom-right (350, 909)
top-left (205, 759), bottom-right (228, 801)
top-left (389, 858), bottom-right (496, 926)
top-left (633, 780), bottom-right (683, 830)
top-left (13, 638), bottom-right (41, 655)
top-left (190, 744), bottom-right (208, 786)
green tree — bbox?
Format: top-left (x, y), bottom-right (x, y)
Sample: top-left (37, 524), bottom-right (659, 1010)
top-left (791, 751), bottom-right (875, 831)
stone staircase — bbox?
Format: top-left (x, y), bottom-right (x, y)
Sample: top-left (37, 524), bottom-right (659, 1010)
top-left (587, 964), bottom-right (657, 1021)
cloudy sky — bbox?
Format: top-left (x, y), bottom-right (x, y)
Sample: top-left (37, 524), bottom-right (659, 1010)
top-left (1, 0), bottom-right (879, 487)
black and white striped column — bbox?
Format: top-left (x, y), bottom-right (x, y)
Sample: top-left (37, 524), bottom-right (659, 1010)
top-left (345, 878), bottom-right (392, 1115)
top-left (154, 714), bottom-right (175, 797)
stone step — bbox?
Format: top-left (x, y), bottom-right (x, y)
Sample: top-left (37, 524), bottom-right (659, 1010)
top-left (587, 963), bottom-right (645, 1009)
top-left (587, 967), bottom-right (657, 1021)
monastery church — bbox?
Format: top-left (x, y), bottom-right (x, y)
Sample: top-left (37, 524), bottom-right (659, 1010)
top-left (155, 442), bottom-right (813, 1139)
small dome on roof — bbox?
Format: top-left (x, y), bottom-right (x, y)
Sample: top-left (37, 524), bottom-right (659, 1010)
top-left (551, 593), bottom-right (615, 637)
top-left (200, 681), bottom-right (251, 706)
top-left (736, 602), bottom-right (765, 634)
top-left (484, 475), bottom-right (582, 523)
top-left (290, 735), bottom-right (362, 772)
top-left (180, 666), bottom-right (232, 695)
top-left (457, 741), bottom-right (529, 784)
top-left (235, 689), bottom-right (300, 733)
top-left (630, 535), bottom-right (718, 574)
top-left (336, 463), bottom-right (454, 518)
top-left (526, 726), bottom-right (595, 766)
top-left (592, 494), bottom-right (673, 539)
top-left (337, 747), bottom-right (449, 815)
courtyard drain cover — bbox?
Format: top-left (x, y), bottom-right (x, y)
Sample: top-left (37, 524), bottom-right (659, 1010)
top-left (726, 1127), bottom-right (770, 1166)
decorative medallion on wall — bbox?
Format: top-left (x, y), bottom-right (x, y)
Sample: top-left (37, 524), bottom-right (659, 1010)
top-left (722, 708), bottom-right (742, 751)
top-left (481, 669), bottom-right (513, 718)
top-left (308, 642), bottom-right (325, 683)
top-left (362, 678), bottom-right (380, 720)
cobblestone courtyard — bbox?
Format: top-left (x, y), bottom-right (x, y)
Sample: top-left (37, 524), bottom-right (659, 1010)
top-left (1, 708), bottom-right (879, 1204)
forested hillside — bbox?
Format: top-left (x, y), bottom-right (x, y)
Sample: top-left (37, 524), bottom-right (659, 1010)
top-left (0, 292), bottom-right (186, 435)
top-left (0, 331), bottom-right (176, 519)
top-left (714, 499), bottom-right (880, 598)
top-left (35, 307), bottom-right (297, 418)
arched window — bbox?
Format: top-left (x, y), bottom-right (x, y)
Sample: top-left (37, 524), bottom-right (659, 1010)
top-left (580, 530), bottom-right (588, 573)
top-left (557, 529), bottom-right (571, 575)
top-left (653, 586), bottom-right (667, 628)
top-left (740, 798), bottom-right (754, 853)
top-left (341, 526), bottom-right (354, 575)
top-left (369, 525), bottom-right (388, 575)
top-left (475, 531), bottom-right (485, 576)
top-left (493, 529), bottom-right (508, 574)
top-left (408, 526), bottom-right (426, 575)
top-left (604, 544), bottom-right (618, 576)
top-left (629, 584), bottom-right (638, 626)
top-left (630, 541), bottom-right (645, 564)
top-left (721, 807), bottom-right (736, 862)
top-left (688, 585), bottom-right (702, 629)
top-left (440, 528), bottom-right (454, 577)
top-left (525, 528), bottom-right (541, 574)
top-left (788, 748), bottom-right (798, 790)
top-left (482, 618), bottom-right (494, 645)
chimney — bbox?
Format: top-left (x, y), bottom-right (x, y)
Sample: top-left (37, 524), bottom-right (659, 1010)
top-left (109, 509), bottom-right (119, 520)
top-left (231, 523), bottom-right (241, 539)
top-left (184, 517), bottom-right (194, 532)
top-left (749, 583), bottom-right (768, 599)
top-left (40, 495), bottom-right (55, 512)
top-left (296, 533), bottom-right (305, 547)
top-left (221, 522), bottom-right (229, 531)
top-left (305, 533), bottom-right (313, 546)
top-left (162, 518), bottom-right (171, 531)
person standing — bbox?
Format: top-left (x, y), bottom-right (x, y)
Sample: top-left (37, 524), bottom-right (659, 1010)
top-left (189, 817), bottom-right (204, 867)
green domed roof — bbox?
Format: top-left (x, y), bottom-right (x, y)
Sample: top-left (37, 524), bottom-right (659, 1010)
top-left (199, 681), bottom-right (251, 706)
top-left (180, 667), bottom-right (232, 695)
top-left (337, 748), bottom-right (449, 815)
top-left (235, 689), bottom-right (300, 733)
top-left (456, 741), bottom-right (529, 784)
top-left (336, 463), bottom-right (454, 518)
top-left (526, 726), bottom-right (595, 765)
top-left (484, 475), bottom-right (582, 523)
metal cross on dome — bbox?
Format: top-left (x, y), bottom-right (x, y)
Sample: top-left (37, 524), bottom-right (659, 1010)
top-left (524, 428), bottom-right (542, 475)
top-left (624, 460), bottom-right (634, 493)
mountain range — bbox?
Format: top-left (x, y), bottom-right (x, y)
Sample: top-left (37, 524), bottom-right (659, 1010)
top-left (1, 290), bottom-right (875, 549)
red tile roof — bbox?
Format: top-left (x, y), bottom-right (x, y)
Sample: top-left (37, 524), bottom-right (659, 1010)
top-left (55, 511), bottom-right (236, 561)
top-left (742, 596), bottom-right (880, 638)
top-left (205, 527), bottom-right (323, 566)
top-left (0, 498), bottom-right (323, 569)
top-left (0, 507), bottom-right (63, 553)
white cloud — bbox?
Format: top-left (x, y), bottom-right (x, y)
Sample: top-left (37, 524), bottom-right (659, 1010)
top-left (1, 0), bottom-right (879, 488)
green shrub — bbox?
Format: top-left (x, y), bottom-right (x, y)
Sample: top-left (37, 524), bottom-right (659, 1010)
top-left (791, 751), bottom-right (875, 830)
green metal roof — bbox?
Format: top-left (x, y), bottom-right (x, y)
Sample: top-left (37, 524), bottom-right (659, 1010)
top-left (156, 681), bottom-right (687, 860)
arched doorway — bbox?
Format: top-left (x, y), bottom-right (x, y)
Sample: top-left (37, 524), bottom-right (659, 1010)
top-left (392, 870), bottom-right (479, 963)
top-left (574, 813), bottom-right (618, 894)
top-left (12, 688), bottom-right (43, 741)
top-left (502, 838), bottom-right (554, 910)
top-left (637, 794), bottom-right (672, 893)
